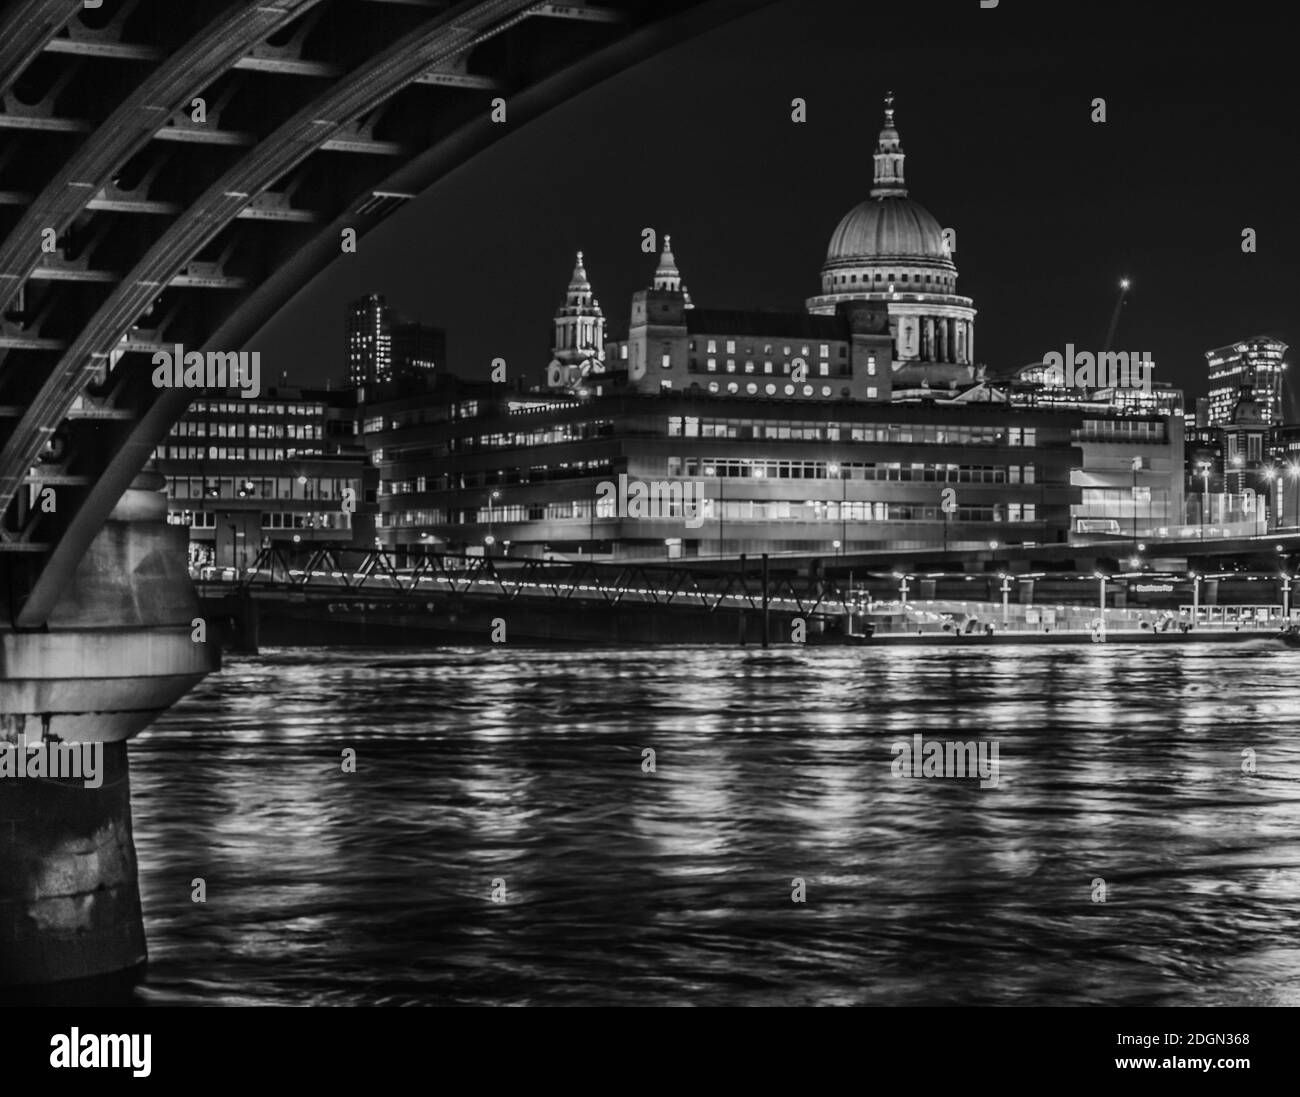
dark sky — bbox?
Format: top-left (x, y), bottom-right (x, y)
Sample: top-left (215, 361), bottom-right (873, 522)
top-left (254, 0), bottom-right (1300, 414)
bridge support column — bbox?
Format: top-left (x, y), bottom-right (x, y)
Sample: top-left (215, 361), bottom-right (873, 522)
top-left (0, 470), bottom-right (216, 987)
top-left (0, 740), bottom-right (144, 988)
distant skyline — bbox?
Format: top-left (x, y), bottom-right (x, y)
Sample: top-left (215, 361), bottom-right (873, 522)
top-left (253, 0), bottom-right (1298, 415)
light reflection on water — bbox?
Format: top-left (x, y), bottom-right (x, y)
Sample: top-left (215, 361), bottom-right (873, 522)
top-left (127, 644), bottom-right (1300, 1006)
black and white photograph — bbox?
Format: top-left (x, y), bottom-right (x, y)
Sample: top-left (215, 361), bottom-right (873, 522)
top-left (0, 0), bottom-right (1294, 1080)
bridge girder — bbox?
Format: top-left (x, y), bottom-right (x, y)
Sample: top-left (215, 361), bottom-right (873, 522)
top-left (0, 0), bottom-right (776, 626)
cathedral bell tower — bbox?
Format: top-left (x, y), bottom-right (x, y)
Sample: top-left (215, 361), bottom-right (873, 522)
top-left (549, 251), bottom-right (606, 386)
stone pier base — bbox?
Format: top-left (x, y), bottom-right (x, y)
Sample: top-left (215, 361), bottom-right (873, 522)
top-left (0, 470), bottom-right (217, 986)
top-left (0, 742), bottom-right (145, 986)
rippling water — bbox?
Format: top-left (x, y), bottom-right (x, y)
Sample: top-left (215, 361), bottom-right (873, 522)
top-left (127, 643), bottom-right (1300, 1006)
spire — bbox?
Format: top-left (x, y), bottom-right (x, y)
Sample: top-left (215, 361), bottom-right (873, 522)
top-left (871, 90), bottom-right (907, 199)
top-left (552, 248), bottom-right (605, 366)
top-left (653, 235), bottom-right (681, 291)
top-left (566, 250), bottom-right (591, 300)
top-left (653, 234), bottom-right (693, 307)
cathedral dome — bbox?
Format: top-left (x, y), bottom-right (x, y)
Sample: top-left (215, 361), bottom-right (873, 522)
top-left (825, 196), bottom-right (948, 263)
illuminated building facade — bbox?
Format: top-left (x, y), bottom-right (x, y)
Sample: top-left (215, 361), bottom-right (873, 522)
top-left (155, 387), bottom-right (374, 568)
top-left (1205, 336), bottom-right (1288, 426)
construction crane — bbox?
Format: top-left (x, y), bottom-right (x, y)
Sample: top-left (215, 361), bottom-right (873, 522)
top-left (1102, 277), bottom-right (1130, 354)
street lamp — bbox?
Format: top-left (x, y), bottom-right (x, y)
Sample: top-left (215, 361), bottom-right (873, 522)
top-left (705, 465), bottom-right (723, 557)
top-left (1198, 461), bottom-right (1212, 540)
top-left (1093, 570), bottom-right (1107, 641)
top-left (1130, 455), bottom-right (1142, 553)
top-left (485, 489), bottom-right (501, 554)
top-left (828, 462), bottom-right (847, 554)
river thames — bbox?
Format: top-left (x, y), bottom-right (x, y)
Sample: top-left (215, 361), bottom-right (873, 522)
top-left (127, 643), bottom-right (1300, 1006)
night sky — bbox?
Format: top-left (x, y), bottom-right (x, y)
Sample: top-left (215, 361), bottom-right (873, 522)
top-left (253, 0), bottom-right (1299, 415)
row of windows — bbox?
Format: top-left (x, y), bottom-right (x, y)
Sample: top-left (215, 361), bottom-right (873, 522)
top-left (670, 418), bottom-right (1037, 447)
top-left (1078, 419), bottom-right (1167, 442)
top-left (167, 510), bottom-right (351, 530)
top-left (382, 459), bottom-right (614, 495)
top-left (167, 476), bottom-right (357, 501)
top-left (379, 510), bottom-right (448, 528)
top-left (392, 500), bottom-right (1037, 525)
top-left (1080, 489), bottom-right (1171, 505)
top-left (158, 445), bottom-right (325, 461)
top-left (191, 402), bottom-right (325, 416)
top-left (692, 359), bottom-right (856, 377)
top-left (262, 512), bottom-right (351, 530)
top-left (697, 341), bottom-right (832, 357)
top-left (827, 271), bottom-right (957, 290)
top-left (669, 458), bottom-right (1035, 484)
top-left (171, 422), bottom-right (321, 440)
top-left (474, 422), bottom-right (614, 450)
top-left (690, 381), bottom-right (865, 398)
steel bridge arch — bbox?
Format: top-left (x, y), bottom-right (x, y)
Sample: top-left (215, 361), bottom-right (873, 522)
top-left (0, 0), bottom-right (775, 626)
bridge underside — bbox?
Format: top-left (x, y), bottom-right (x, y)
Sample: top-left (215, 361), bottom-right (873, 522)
top-left (0, 0), bottom-right (772, 987)
top-left (0, 0), bottom-right (772, 626)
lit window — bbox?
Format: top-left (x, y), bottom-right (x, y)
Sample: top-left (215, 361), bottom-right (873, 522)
top-left (707, 340), bottom-right (717, 353)
top-left (660, 380), bottom-right (673, 391)
top-left (868, 356), bottom-right (877, 376)
top-left (867, 387), bottom-right (879, 398)
top-left (727, 382), bottom-right (739, 394)
top-left (820, 344), bottom-right (829, 358)
top-left (803, 385), bottom-right (814, 396)
top-left (765, 383), bottom-right (776, 395)
top-left (744, 362), bottom-right (754, 374)
top-left (819, 363), bottom-right (828, 376)
top-left (707, 358), bottom-right (717, 371)
top-left (784, 384), bottom-right (795, 395)
top-left (726, 340), bottom-right (736, 353)
top-left (708, 382), bottom-right (719, 393)
top-left (661, 354), bottom-right (672, 369)
top-left (821, 386), bottom-right (832, 396)
top-left (784, 346), bottom-right (792, 355)
top-left (726, 361), bottom-right (736, 373)
top-left (801, 345), bottom-right (810, 356)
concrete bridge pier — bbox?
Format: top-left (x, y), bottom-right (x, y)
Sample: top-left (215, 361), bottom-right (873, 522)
top-left (0, 471), bottom-right (217, 988)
